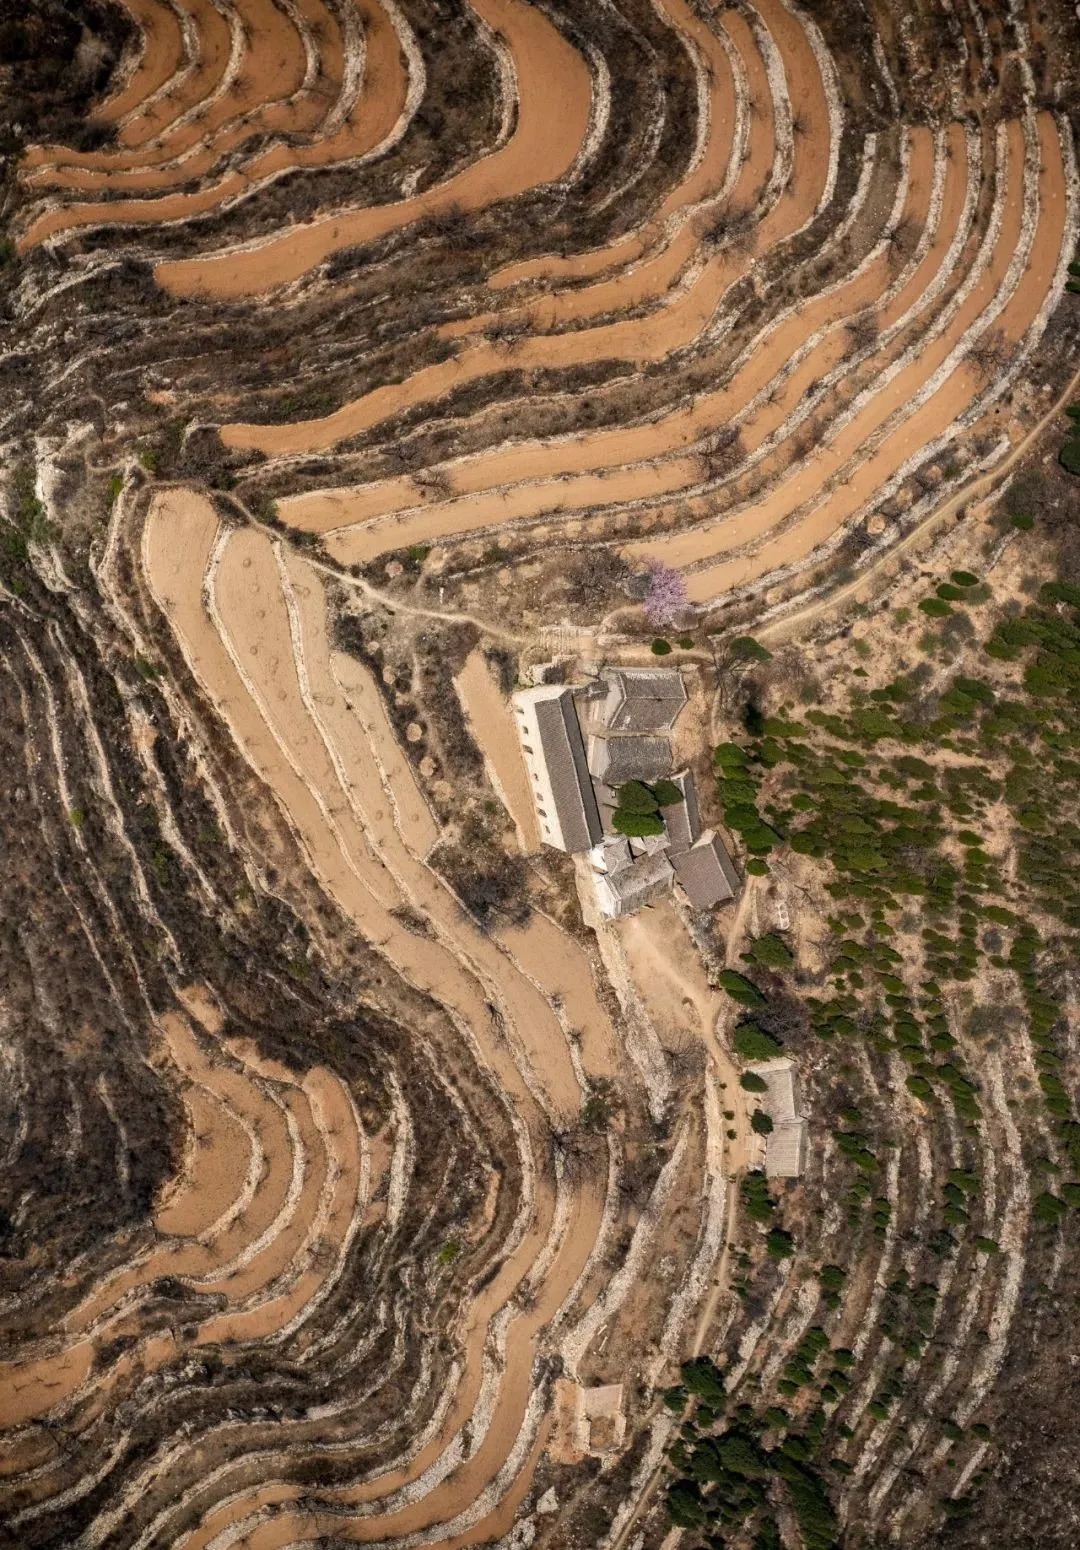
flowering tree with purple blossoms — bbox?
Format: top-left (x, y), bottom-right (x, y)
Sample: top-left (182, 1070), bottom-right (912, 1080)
top-left (643, 564), bottom-right (688, 628)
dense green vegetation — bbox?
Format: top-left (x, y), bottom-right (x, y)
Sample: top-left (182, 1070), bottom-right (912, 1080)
top-left (666, 540), bottom-right (1080, 1547)
top-left (611, 778), bottom-right (685, 837)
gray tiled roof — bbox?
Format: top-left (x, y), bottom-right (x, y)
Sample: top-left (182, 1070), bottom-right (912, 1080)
top-left (605, 669), bottom-right (687, 733)
top-left (671, 832), bottom-right (740, 908)
top-left (765, 1121), bottom-right (808, 1178)
top-left (600, 851), bottom-right (674, 915)
top-left (587, 734), bottom-right (673, 786)
top-left (662, 770), bottom-right (702, 855)
top-left (534, 693), bottom-right (603, 852)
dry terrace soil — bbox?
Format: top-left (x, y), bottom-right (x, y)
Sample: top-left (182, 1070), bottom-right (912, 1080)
top-left (0, 2), bottom-right (1078, 1549)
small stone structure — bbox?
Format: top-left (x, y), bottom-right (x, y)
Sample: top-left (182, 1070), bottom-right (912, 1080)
top-left (746, 1059), bottom-right (809, 1177)
top-left (551, 1379), bottom-right (627, 1460)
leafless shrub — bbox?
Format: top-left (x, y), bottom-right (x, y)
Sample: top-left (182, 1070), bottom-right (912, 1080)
top-left (967, 327), bottom-right (1013, 382)
top-left (695, 426), bottom-right (746, 482)
top-left (701, 205), bottom-right (755, 253)
top-left (886, 214), bottom-right (919, 269)
top-left (413, 467), bottom-right (453, 501)
top-left (846, 311), bottom-right (880, 355)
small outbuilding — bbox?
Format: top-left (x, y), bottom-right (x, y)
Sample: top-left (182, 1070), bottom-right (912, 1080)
top-left (745, 1060), bottom-right (809, 1178)
top-left (671, 831), bottom-right (741, 909)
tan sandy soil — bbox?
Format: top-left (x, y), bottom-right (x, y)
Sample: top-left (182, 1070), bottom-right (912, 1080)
top-left (23, 0), bottom-right (332, 195)
top-left (176, 1169), bottom-right (604, 1550)
top-left (16, 0), bottom-right (420, 246)
top-left (220, 0), bottom-right (833, 455)
top-left (111, 0), bottom-right (232, 152)
top-left (239, 0), bottom-right (408, 181)
top-left (27, 0), bottom-right (324, 178)
top-left (453, 647), bottom-right (540, 851)
top-left (84, 0), bottom-right (188, 130)
top-left (153, 0), bottom-right (594, 299)
top-left (65, 1014), bottom-right (298, 1330)
top-left (196, 1065), bottom-right (361, 1346)
top-left (755, 356), bottom-right (1080, 646)
top-left (153, 1030), bottom-right (259, 1241)
top-left (279, 122), bottom-right (943, 561)
top-left (617, 899), bottom-right (751, 1176)
top-left (499, 911), bottom-right (621, 1082)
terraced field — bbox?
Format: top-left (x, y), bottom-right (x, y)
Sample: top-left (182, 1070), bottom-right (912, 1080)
top-left (1, 1), bottom-right (1079, 1548)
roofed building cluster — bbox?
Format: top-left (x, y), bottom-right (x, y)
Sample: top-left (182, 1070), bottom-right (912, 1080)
top-left (512, 668), bottom-right (741, 918)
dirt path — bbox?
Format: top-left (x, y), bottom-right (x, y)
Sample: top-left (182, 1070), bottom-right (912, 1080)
top-left (154, 0), bottom-right (593, 300)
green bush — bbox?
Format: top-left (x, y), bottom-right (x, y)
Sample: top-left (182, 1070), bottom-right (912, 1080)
top-left (746, 858), bottom-right (770, 876)
top-left (740, 1071), bottom-right (769, 1092)
top-left (742, 1171), bottom-right (775, 1222)
top-left (719, 971), bottom-right (767, 1008)
top-left (751, 1109), bottom-right (774, 1135)
top-left (743, 932), bottom-right (794, 969)
top-left (666, 1479), bottom-right (708, 1527)
top-left (681, 1355), bottom-right (726, 1406)
top-left (766, 1227), bottom-right (795, 1259)
top-left (729, 635), bottom-right (772, 662)
top-left (612, 808), bottom-right (665, 837)
top-left (733, 1022), bottom-right (783, 1060)
top-left (652, 637), bottom-right (673, 655)
top-left (919, 597), bottom-right (953, 618)
top-left (616, 780), bottom-right (660, 814)
top-left (1033, 1191), bottom-right (1067, 1226)
top-left (1060, 437), bottom-right (1080, 476)
top-left (652, 777), bottom-right (685, 808)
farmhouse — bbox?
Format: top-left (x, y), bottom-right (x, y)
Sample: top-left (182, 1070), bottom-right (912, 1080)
top-left (512, 685), bottom-right (603, 852)
top-left (512, 668), bottom-right (741, 919)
